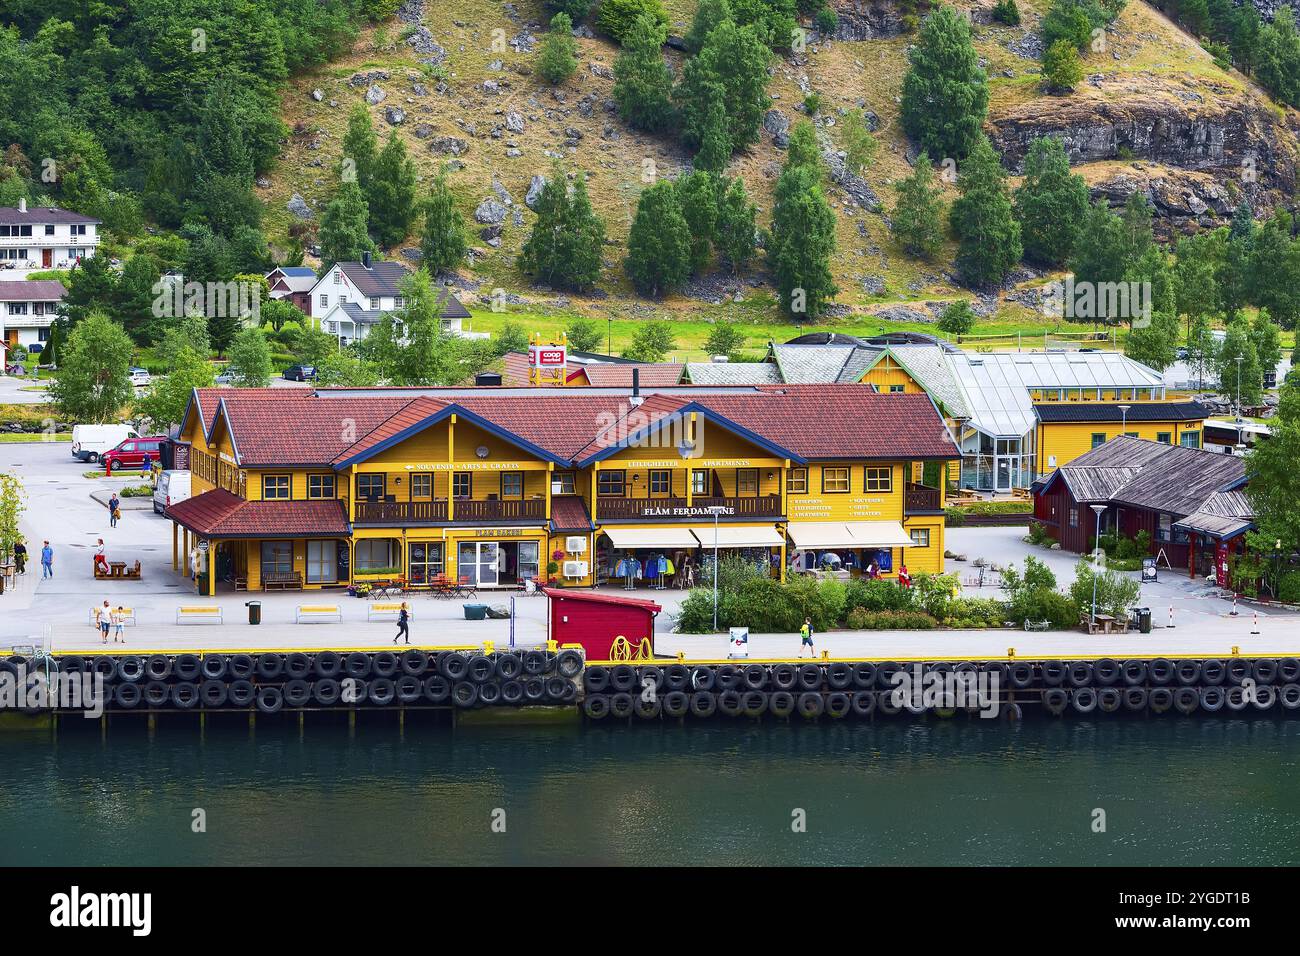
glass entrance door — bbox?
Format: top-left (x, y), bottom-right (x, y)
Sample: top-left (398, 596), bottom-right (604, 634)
top-left (306, 540), bottom-right (337, 584)
top-left (518, 541), bottom-right (540, 583)
top-left (458, 542), bottom-right (500, 586)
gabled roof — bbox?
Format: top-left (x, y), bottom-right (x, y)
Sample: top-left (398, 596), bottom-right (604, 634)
top-left (682, 362), bottom-right (782, 385)
top-left (1173, 490), bottom-right (1254, 540)
top-left (769, 343), bottom-right (885, 384)
top-left (550, 496), bottom-right (593, 533)
top-left (578, 363), bottom-right (684, 387)
top-left (0, 280), bottom-right (66, 301)
top-left (0, 206), bottom-right (99, 225)
top-left (335, 260), bottom-right (412, 297)
top-left (1033, 401), bottom-right (1210, 423)
top-left (211, 393), bottom-right (411, 466)
top-left (266, 266), bottom-right (317, 294)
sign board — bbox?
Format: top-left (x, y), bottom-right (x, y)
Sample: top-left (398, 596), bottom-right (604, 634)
top-left (528, 333), bottom-right (567, 386)
top-left (640, 504), bottom-right (735, 518)
top-left (172, 442), bottom-right (191, 470)
top-left (728, 626), bottom-right (749, 659)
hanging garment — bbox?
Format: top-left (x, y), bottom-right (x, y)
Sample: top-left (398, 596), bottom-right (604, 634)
top-left (843, 551), bottom-right (859, 568)
top-left (876, 549), bottom-right (893, 572)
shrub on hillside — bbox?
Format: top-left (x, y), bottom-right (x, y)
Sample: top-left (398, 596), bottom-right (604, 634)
top-left (596, 0), bottom-right (669, 42)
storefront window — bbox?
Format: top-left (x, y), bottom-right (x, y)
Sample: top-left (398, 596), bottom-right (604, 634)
top-left (261, 541), bottom-right (292, 575)
top-left (407, 542), bottom-right (444, 584)
top-left (823, 467), bottom-right (850, 493)
top-left (307, 474), bottom-right (335, 499)
top-left (452, 473), bottom-right (472, 498)
top-left (737, 469), bottom-right (758, 496)
top-left (1180, 431), bottom-right (1201, 448)
top-left (552, 472), bottom-right (576, 495)
top-left (597, 471), bottom-right (625, 497)
top-left (649, 469), bottom-right (671, 496)
top-left (501, 472), bottom-right (523, 499)
top-left (262, 475), bottom-right (290, 499)
top-left (358, 474), bottom-right (385, 500)
top-left (787, 468), bottom-right (808, 494)
top-left (864, 466), bottom-right (892, 492)
top-left (355, 539), bottom-right (397, 571)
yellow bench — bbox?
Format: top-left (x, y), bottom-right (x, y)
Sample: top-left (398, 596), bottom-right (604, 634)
top-left (366, 603), bottom-right (414, 622)
top-left (176, 606), bottom-right (223, 625)
top-left (295, 604), bottom-right (343, 623)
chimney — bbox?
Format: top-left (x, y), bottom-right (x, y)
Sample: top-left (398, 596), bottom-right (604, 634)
top-left (361, 251), bottom-right (372, 269)
top-left (630, 367), bottom-right (644, 406)
top-left (17, 198), bottom-right (26, 214)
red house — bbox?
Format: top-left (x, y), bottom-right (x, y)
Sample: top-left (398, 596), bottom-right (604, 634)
top-left (544, 588), bottom-right (661, 661)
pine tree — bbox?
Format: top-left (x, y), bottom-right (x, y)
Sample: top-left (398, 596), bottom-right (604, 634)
top-left (674, 170), bottom-right (720, 273)
top-left (692, 82), bottom-right (733, 173)
top-left (341, 105), bottom-right (378, 190)
top-left (1216, 318), bottom-right (1264, 407)
top-left (685, 0), bottom-right (731, 53)
top-left (625, 181), bottom-right (692, 296)
top-left (420, 172), bottom-right (467, 273)
top-left (520, 169), bottom-right (606, 291)
top-left (769, 159), bottom-right (837, 318)
top-left (714, 176), bottom-right (758, 273)
top-left (677, 20), bottom-right (771, 161)
top-left (319, 180), bottom-right (375, 270)
top-left (613, 14), bottom-right (675, 131)
top-left (366, 133), bottom-right (418, 248)
top-left (537, 13), bottom-right (579, 84)
top-left (1013, 136), bottom-right (1088, 266)
top-left (891, 153), bottom-right (947, 259)
top-left (195, 77), bottom-right (253, 183)
top-left (785, 120), bottom-right (822, 171)
top-left (900, 5), bottom-right (989, 161)
top-left (1069, 200), bottom-right (1128, 323)
top-left (949, 136), bottom-right (1021, 287)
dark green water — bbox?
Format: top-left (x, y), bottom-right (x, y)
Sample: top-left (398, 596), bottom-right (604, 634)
top-left (3, 716), bottom-right (1299, 866)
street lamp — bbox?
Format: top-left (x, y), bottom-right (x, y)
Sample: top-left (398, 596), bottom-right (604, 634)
top-left (1118, 404), bottom-right (1130, 437)
top-left (1235, 354), bottom-right (1245, 417)
top-left (705, 505), bottom-right (728, 632)
top-left (1090, 504), bottom-right (1108, 624)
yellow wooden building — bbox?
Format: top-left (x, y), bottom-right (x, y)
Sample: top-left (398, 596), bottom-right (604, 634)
top-left (166, 384), bottom-right (958, 595)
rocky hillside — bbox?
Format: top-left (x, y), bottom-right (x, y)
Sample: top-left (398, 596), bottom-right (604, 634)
top-left (261, 0), bottom-right (1300, 326)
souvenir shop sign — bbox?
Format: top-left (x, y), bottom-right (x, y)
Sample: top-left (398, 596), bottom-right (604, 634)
top-left (403, 461), bottom-right (544, 471)
top-left (639, 504), bottom-right (735, 517)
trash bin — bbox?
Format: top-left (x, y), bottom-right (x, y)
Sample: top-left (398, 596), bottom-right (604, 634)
top-left (463, 603), bottom-right (488, 621)
top-left (1132, 607), bottom-right (1151, 634)
top-left (246, 600), bottom-right (261, 625)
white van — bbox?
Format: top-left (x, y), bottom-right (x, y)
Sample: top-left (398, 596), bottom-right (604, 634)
top-left (71, 424), bottom-right (138, 463)
top-left (153, 470), bottom-right (192, 515)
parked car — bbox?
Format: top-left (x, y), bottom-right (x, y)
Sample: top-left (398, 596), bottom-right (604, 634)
top-left (214, 370), bottom-right (235, 385)
top-left (129, 367), bottom-right (152, 387)
top-left (102, 436), bottom-right (166, 472)
top-left (283, 365), bottom-right (317, 382)
top-left (71, 424), bottom-right (139, 463)
top-left (153, 470), bottom-right (193, 515)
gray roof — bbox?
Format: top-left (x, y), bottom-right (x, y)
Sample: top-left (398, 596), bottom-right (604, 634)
top-left (336, 260), bottom-right (413, 297)
top-left (770, 343), bottom-right (884, 384)
top-left (1173, 490), bottom-right (1254, 540)
top-left (1033, 401), bottom-right (1210, 423)
top-left (0, 206), bottom-right (99, 225)
top-left (337, 288), bottom-right (469, 326)
top-left (1050, 437), bottom-right (1249, 519)
top-left (886, 344), bottom-right (969, 419)
top-left (0, 280), bottom-right (66, 301)
top-left (684, 362), bottom-right (783, 385)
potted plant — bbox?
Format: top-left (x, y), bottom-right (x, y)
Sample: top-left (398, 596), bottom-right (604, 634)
top-left (546, 560), bottom-right (562, 587)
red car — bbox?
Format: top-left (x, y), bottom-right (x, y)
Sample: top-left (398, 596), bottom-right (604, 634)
top-left (102, 436), bottom-right (165, 472)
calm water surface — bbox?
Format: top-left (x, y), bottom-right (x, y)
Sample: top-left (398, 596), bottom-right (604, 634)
top-left (3, 716), bottom-right (1299, 866)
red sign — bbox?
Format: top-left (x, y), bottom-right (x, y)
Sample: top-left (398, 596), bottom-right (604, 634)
top-left (532, 348), bottom-right (566, 366)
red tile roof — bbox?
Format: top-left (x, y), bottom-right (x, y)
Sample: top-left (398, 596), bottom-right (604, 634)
top-left (580, 363), bottom-right (684, 387)
top-left (541, 587), bottom-right (661, 613)
top-left (550, 495), bottom-right (592, 532)
top-left (216, 393), bottom-right (412, 466)
top-left (167, 489), bottom-right (350, 538)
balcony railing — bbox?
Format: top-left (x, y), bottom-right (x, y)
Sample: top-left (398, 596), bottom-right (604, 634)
top-left (903, 484), bottom-right (943, 513)
top-left (353, 498), bottom-right (546, 525)
top-left (597, 495), bottom-right (783, 520)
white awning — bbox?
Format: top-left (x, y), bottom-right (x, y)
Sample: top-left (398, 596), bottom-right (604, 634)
top-left (847, 521), bottom-right (913, 548)
top-left (603, 527), bottom-right (700, 549)
top-left (787, 521), bottom-right (913, 550)
top-left (689, 525), bottom-right (786, 548)
top-left (787, 522), bottom-right (858, 549)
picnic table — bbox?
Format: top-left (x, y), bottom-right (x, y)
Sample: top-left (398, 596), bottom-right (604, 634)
top-left (427, 574), bottom-right (476, 599)
top-left (368, 579), bottom-right (406, 599)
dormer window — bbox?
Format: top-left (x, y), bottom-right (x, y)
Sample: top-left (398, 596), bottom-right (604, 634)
top-left (369, 297), bottom-right (380, 310)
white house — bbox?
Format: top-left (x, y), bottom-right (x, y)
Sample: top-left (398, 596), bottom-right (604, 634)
top-left (308, 255), bottom-right (478, 345)
top-left (0, 279), bottom-right (65, 351)
top-left (0, 199), bottom-right (100, 274)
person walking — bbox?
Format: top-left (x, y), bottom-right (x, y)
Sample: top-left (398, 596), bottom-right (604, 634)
top-left (95, 600), bottom-right (111, 644)
top-left (141, 452), bottom-right (152, 475)
top-left (393, 602), bottom-right (411, 645)
top-left (13, 539), bottom-right (26, 574)
top-left (94, 538), bottom-right (109, 575)
top-left (112, 605), bottom-right (126, 643)
top-left (799, 617), bottom-right (815, 658)
top-left (40, 541), bottom-right (53, 578)
top-left (108, 492), bottom-right (120, 528)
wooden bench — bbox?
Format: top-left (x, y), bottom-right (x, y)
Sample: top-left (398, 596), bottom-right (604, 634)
top-left (367, 602), bottom-right (414, 622)
top-left (88, 607), bottom-right (136, 626)
top-left (263, 571), bottom-right (303, 591)
top-left (176, 605), bottom-right (223, 625)
top-left (295, 604), bottom-right (343, 623)
top-left (93, 559), bottom-right (142, 580)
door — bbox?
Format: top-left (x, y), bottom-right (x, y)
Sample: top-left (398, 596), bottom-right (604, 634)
top-left (306, 540), bottom-right (337, 584)
top-left (995, 457), bottom-right (1011, 493)
top-left (458, 542), bottom-right (500, 587)
top-left (42, 248), bottom-right (52, 267)
top-left (518, 541), bottom-right (540, 583)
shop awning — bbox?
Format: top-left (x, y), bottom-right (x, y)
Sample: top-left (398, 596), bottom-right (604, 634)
top-left (603, 527), bottom-right (700, 549)
top-left (689, 525), bottom-right (786, 548)
top-left (787, 521), bottom-right (912, 550)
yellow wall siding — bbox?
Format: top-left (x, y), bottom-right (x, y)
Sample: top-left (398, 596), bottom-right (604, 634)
top-left (1037, 419), bottom-right (1203, 472)
top-left (786, 463), bottom-right (904, 522)
top-left (901, 516), bottom-right (945, 574)
top-left (860, 357), bottom-right (925, 394)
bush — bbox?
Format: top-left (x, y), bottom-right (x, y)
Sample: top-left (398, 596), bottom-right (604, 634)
top-left (913, 572), bottom-right (959, 618)
top-left (1279, 570), bottom-right (1300, 604)
top-left (815, 5), bottom-right (838, 33)
top-left (1069, 560), bottom-right (1141, 620)
top-left (844, 577), bottom-right (914, 613)
top-left (1026, 521), bottom-right (1054, 546)
top-left (845, 608), bottom-right (938, 629)
top-left (940, 597), bottom-right (1007, 628)
top-left (596, 0), bottom-right (668, 42)
top-left (944, 508), bottom-right (966, 527)
top-left (992, 0), bottom-right (1021, 24)
top-left (119, 483), bottom-right (154, 498)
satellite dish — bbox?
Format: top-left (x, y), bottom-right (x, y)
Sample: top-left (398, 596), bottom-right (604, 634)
top-left (476, 445), bottom-right (490, 459)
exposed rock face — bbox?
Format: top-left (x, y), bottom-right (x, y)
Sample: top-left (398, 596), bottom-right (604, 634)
top-left (286, 194), bottom-right (313, 220)
top-left (829, 0), bottom-right (907, 39)
top-left (1088, 168), bottom-right (1236, 237)
top-left (987, 79), bottom-right (1298, 222)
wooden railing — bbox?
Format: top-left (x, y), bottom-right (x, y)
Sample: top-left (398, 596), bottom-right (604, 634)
top-left (597, 495), bottom-right (783, 520)
top-left (354, 498), bottom-right (546, 525)
top-left (903, 484), bottom-right (943, 513)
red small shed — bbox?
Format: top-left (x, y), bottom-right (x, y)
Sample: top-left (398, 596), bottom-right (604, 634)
top-left (543, 588), bottom-right (661, 661)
